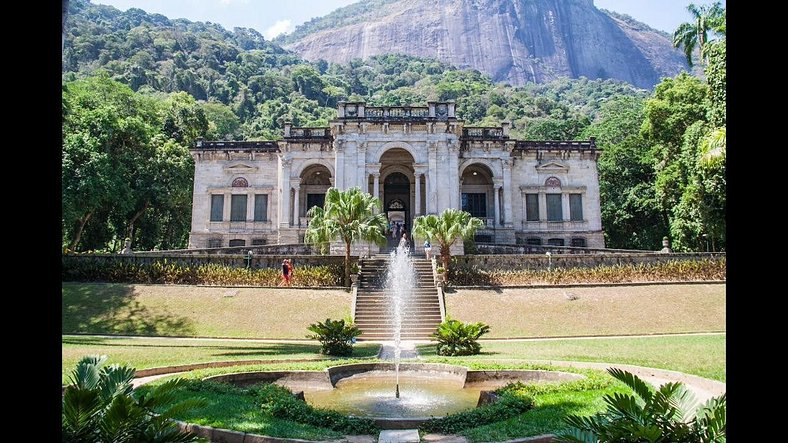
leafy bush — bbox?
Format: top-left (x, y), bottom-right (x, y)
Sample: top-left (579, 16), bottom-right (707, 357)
top-left (557, 368), bottom-right (726, 443)
top-left (61, 256), bottom-right (343, 286)
top-left (62, 355), bottom-right (205, 442)
top-left (306, 318), bottom-right (362, 356)
top-left (450, 259), bottom-right (725, 286)
top-left (253, 384), bottom-right (377, 434)
top-left (433, 317), bottom-right (490, 356)
top-left (420, 383), bottom-right (533, 433)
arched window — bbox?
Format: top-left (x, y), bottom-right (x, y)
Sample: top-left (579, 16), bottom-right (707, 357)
top-left (232, 177), bottom-right (249, 187)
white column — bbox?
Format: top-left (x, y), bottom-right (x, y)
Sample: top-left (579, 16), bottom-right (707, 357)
top-left (246, 191), bottom-right (254, 221)
top-left (458, 177), bottom-right (464, 212)
top-left (502, 159), bottom-right (513, 227)
top-left (293, 185), bottom-right (300, 226)
top-left (562, 192), bottom-right (571, 221)
top-left (493, 184), bottom-right (501, 226)
top-left (279, 159), bottom-right (292, 228)
top-left (334, 140), bottom-right (345, 189)
top-left (448, 143), bottom-right (460, 209)
top-left (223, 191), bottom-right (231, 221)
top-left (373, 173), bottom-right (380, 201)
top-left (414, 173), bottom-right (421, 216)
top-left (427, 142), bottom-right (438, 213)
top-left (538, 192), bottom-right (547, 221)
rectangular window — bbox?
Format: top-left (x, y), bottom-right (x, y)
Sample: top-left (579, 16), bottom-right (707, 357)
top-left (546, 194), bottom-right (563, 221)
top-left (525, 194), bottom-right (539, 221)
top-left (210, 195), bottom-right (224, 222)
top-left (306, 193), bottom-right (326, 213)
top-left (254, 194), bottom-right (268, 221)
top-left (230, 195), bottom-right (247, 222)
top-left (570, 194), bottom-right (583, 221)
top-left (461, 193), bottom-right (487, 218)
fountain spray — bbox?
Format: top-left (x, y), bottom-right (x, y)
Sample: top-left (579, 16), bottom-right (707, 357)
top-left (387, 242), bottom-right (415, 399)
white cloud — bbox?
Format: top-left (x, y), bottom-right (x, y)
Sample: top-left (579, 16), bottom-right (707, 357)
top-left (219, 0), bottom-right (250, 5)
top-left (264, 19), bottom-right (294, 39)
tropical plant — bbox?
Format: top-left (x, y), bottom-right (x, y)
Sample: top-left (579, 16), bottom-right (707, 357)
top-left (433, 317), bottom-right (491, 356)
top-left (412, 208), bottom-right (484, 272)
top-left (672, 2), bottom-right (726, 67)
top-left (306, 318), bottom-right (362, 356)
top-left (557, 368), bottom-right (726, 443)
top-left (62, 355), bottom-right (205, 442)
top-left (304, 187), bottom-right (388, 286)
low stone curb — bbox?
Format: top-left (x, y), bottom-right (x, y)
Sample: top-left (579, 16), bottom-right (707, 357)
top-left (176, 421), bottom-right (341, 443)
top-left (447, 279), bottom-right (725, 290)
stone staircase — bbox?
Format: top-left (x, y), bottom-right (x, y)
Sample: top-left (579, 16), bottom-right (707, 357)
top-left (354, 254), bottom-right (443, 341)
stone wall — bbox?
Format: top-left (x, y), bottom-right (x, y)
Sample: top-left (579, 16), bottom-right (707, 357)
top-left (453, 252), bottom-right (725, 271)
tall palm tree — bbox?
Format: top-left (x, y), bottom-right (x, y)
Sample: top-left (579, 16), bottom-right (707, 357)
top-left (412, 208), bottom-right (484, 271)
top-left (304, 187), bottom-right (388, 286)
top-left (673, 2), bottom-right (726, 68)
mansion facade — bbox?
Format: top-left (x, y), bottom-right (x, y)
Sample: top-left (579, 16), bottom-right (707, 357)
top-left (189, 101), bottom-right (604, 253)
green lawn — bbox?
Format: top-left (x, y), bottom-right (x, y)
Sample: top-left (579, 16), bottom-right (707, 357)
top-left (62, 283), bottom-right (351, 338)
top-left (446, 283), bottom-right (725, 338)
top-left (418, 334), bottom-right (726, 382)
top-left (62, 335), bottom-right (381, 384)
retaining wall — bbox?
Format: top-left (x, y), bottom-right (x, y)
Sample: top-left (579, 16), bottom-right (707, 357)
top-left (453, 252), bottom-right (725, 271)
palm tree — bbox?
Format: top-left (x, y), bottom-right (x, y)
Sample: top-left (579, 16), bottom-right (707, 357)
top-left (557, 368), bottom-right (726, 442)
top-left (62, 355), bottom-right (205, 442)
top-left (304, 187), bottom-right (388, 287)
top-left (673, 2), bottom-right (726, 68)
top-left (412, 208), bottom-right (484, 272)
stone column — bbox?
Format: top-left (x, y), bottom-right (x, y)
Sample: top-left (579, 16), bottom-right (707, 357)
top-left (448, 141), bottom-right (460, 209)
top-left (538, 192), bottom-right (547, 221)
top-left (493, 183), bottom-right (502, 226)
top-left (414, 173), bottom-right (421, 216)
top-left (458, 177), bottom-right (464, 213)
top-left (246, 190), bottom-right (254, 222)
top-left (292, 183), bottom-right (301, 226)
top-left (373, 173), bottom-right (380, 201)
top-left (427, 141), bottom-right (438, 214)
top-left (562, 192), bottom-right (571, 222)
top-left (502, 159), bottom-right (513, 227)
top-left (279, 158), bottom-right (292, 228)
top-left (334, 140), bottom-right (345, 189)
top-left (223, 191), bottom-right (231, 221)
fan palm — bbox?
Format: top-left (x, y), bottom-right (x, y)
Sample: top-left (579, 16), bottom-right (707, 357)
top-left (673, 2), bottom-right (726, 67)
top-left (304, 187), bottom-right (388, 286)
top-left (62, 355), bottom-right (206, 442)
top-left (557, 368), bottom-right (726, 443)
top-left (412, 208), bottom-right (484, 271)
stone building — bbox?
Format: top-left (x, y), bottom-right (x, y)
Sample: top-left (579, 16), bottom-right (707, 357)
top-left (188, 101), bottom-right (604, 253)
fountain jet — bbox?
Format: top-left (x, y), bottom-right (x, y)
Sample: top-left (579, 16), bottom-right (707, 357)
top-left (387, 243), bottom-right (416, 399)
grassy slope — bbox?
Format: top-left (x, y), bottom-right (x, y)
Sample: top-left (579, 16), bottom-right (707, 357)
top-left (62, 283), bottom-right (351, 338)
top-left (446, 283), bottom-right (725, 338)
top-left (418, 334), bottom-right (726, 382)
top-left (62, 336), bottom-right (381, 384)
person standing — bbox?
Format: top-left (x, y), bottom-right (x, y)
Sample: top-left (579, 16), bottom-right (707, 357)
top-left (287, 259), bottom-right (294, 286)
top-left (399, 232), bottom-right (409, 250)
top-left (423, 239), bottom-right (432, 259)
top-left (281, 259), bottom-right (290, 286)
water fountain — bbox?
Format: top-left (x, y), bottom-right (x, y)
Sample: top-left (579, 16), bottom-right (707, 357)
top-left (386, 243), bottom-right (416, 399)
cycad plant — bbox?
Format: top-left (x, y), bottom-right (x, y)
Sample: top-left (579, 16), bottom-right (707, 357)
top-left (433, 317), bottom-right (491, 356)
top-left (306, 318), bottom-right (362, 356)
top-left (557, 368), bottom-right (726, 443)
top-left (62, 355), bottom-right (206, 443)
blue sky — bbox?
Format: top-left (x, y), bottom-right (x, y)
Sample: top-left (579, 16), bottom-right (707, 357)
top-left (91, 0), bottom-right (725, 39)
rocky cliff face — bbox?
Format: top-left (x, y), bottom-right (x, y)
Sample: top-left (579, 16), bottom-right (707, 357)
top-left (283, 0), bottom-right (688, 89)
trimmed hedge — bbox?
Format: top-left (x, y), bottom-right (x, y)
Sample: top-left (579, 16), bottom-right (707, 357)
top-left (450, 258), bottom-right (725, 286)
top-left (62, 257), bottom-right (343, 286)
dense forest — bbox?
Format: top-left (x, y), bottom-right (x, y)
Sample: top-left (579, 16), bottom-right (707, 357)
top-left (62, 0), bottom-right (725, 253)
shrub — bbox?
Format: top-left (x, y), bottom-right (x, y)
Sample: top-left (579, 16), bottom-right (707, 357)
top-left (433, 317), bottom-right (491, 356)
top-left (420, 383), bottom-right (533, 433)
top-left (62, 355), bottom-right (205, 442)
top-left (557, 368), bottom-right (726, 443)
top-left (253, 384), bottom-right (377, 434)
top-left (306, 318), bottom-right (362, 356)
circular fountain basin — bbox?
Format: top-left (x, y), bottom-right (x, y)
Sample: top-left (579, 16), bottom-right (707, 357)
top-left (204, 363), bottom-right (584, 429)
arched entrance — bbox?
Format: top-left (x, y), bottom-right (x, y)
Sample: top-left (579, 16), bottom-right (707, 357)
top-left (384, 172), bottom-right (410, 232)
top-left (297, 164), bottom-right (332, 227)
top-left (460, 163), bottom-right (495, 226)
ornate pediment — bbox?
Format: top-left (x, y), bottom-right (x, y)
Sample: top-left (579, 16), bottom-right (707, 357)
top-left (224, 163), bottom-right (258, 173)
top-left (535, 161), bottom-right (569, 173)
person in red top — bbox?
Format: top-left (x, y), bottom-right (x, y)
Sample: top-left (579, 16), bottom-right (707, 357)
top-left (281, 259), bottom-right (291, 286)
top-left (287, 259), bottom-right (294, 286)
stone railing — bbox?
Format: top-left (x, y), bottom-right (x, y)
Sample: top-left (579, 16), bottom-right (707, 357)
top-left (363, 106), bottom-right (431, 120)
top-left (192, 140), bottom-right (279, 151)
top-left (285, 127), bottom-right (330, 139)
top-left (462, 127), bottom-right (506, 139)
top-left (514, 139), bottom-right (597, 151)
top-left (148, 243), bottom-right (322, 256)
